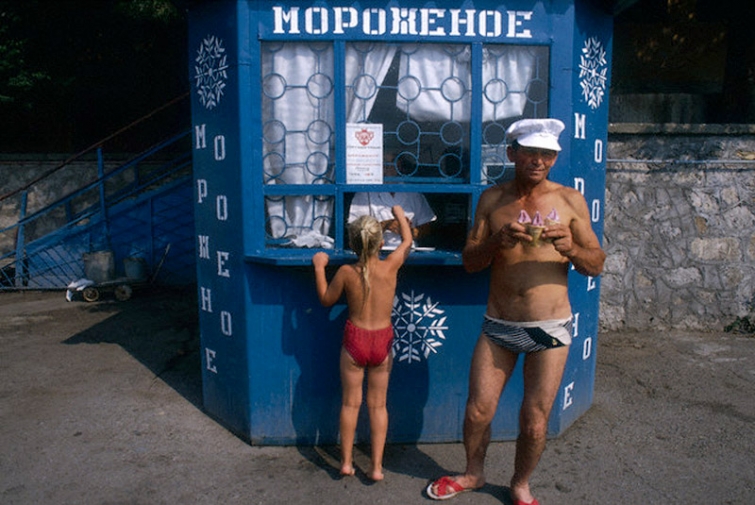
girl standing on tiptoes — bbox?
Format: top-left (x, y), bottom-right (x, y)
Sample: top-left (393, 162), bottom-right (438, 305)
top-left (312, 205), bottom-right (413, 481)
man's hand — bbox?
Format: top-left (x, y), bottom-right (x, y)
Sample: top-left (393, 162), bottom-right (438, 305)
top-left (382, 217), bottom-right (413, 235)
top-left (543, 223), bottom-right (574, 257)
top-left (492, 221), bottom-right (530, 249)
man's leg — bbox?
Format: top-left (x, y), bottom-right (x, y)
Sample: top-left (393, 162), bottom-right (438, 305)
top-left (428, 334), bottom-right (518, 496)
top-left (509, 346), bottom-right (569, 504)
top-left (464, 334), bottom-right (519, 483)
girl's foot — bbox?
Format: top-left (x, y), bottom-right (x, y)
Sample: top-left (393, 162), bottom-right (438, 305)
top-left (368, 467), bottom-right (384, 481)
top-left (340, 464), bottom-right (355, 477)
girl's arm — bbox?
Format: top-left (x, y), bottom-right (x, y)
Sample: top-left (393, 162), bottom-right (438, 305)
top-left (312, 252), bottom-right (345, 307)
top-left (386, 205), bottom-right (413, 265)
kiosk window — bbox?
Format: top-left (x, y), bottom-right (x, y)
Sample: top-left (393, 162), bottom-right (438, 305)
top-left (262, 42), bottom-right (336, 246)
top-left (259, 40), bottom-right (549, 252)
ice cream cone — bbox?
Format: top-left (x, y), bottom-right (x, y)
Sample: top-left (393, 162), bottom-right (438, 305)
top-left (525, 211), bottom-right (545, 246)
top-left (526, 224), bottom-right (545, 246)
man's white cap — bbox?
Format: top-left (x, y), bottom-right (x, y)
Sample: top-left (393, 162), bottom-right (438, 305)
top-left (505, 118), bottom-right (565, 152)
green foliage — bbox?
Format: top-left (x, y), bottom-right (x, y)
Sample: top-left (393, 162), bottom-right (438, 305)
top-left (0, 0), bottom-right (188, 152)
top-left (115, 0), bottom-right (181, 22)
top-left (724, 316), bottom-right (755, 335)
top-left (0, 3), bottom-right (50, 106)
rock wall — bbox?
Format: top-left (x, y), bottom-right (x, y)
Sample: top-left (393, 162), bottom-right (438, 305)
top-left (0, 155), bottom-right (126, 254)
top-left (601, 124), bottom-right (755, 331)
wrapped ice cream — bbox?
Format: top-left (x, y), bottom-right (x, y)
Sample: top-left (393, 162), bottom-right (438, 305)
top-left (519, 208), bottom-right (560, 246)
top-left (545, 207), bottom-right (560, 226)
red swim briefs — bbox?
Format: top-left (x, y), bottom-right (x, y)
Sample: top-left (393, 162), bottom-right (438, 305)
top-left (342, 319), bottom-right (394, 367)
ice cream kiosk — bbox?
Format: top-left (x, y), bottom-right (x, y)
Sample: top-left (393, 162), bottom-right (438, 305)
top-left (187, 0), bottom-right (612, 444)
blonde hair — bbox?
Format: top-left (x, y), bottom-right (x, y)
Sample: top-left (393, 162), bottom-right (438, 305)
top-left (348, 215), bottom-right (383, 299)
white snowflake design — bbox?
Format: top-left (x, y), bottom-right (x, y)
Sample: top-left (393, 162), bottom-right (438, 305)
top-left (392, 290), bottom-right (448, 363)
top-left (194, 35), bottom-right (229, 110)
top-left (578, 36), bottom-right (608, 110)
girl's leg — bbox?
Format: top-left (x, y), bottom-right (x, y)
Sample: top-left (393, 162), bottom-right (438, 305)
top-left (339, 347), bottom-right (364, 476)
top-left (365, 354), bottom-right (393, 481)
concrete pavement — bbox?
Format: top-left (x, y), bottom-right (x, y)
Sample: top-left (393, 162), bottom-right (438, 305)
top-left (1, 289), bottom-right (754, 504)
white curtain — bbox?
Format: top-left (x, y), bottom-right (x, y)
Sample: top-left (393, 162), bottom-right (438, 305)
top-left (345, 44), bottom-right (399, 123)
top-left (396, 45), bottom-right (535, 122)
top-left (262, 44), bottom-right (335, 245)
top-left (263, 43), bottom-right (397, 247)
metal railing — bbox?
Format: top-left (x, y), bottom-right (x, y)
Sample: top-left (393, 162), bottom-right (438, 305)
top-left (0, 93), bottom-right (195, 291)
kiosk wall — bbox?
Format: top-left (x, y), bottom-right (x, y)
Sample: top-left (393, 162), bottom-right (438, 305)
top-left (188, 0), bottom-right (612, 444)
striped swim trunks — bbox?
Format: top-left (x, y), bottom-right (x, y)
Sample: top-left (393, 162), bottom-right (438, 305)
top-left (482, 315), bottom-right (573, 354)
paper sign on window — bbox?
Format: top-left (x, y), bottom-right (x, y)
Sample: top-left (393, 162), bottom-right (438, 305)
top-left (346, 123), bottom-right (383, 184)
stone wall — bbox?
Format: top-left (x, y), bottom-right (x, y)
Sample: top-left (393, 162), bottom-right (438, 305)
top-left (601, 124), bottom-right (755, 332)
top-left (0, 154), bottom-right (135, 254)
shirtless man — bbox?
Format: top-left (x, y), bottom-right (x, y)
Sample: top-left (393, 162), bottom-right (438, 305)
top-left (427, 118), bottom-right (605, 505)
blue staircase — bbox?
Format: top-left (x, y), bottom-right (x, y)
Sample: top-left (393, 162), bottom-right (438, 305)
top-left (0, 95), bottom-right (196, 292)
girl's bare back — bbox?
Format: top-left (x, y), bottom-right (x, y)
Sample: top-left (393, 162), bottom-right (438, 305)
top-left (340, 257), bottom-right (400, 330)
top-left (312, 204), bottom-right (413, 327)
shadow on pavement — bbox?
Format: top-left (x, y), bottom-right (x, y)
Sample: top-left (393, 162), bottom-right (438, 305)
top-left (62, 286), bottom-right (202, 408)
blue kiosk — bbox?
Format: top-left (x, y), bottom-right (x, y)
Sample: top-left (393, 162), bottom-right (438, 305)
top-left (188, 0), bottom-right (611, 445)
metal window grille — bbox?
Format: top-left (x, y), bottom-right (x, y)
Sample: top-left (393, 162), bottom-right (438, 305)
top-left (260, 41), bottom-right (549, 250)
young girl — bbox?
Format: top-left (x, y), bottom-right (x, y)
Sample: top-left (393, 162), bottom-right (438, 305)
top-left (312, 204), bottom-right (413, 481)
